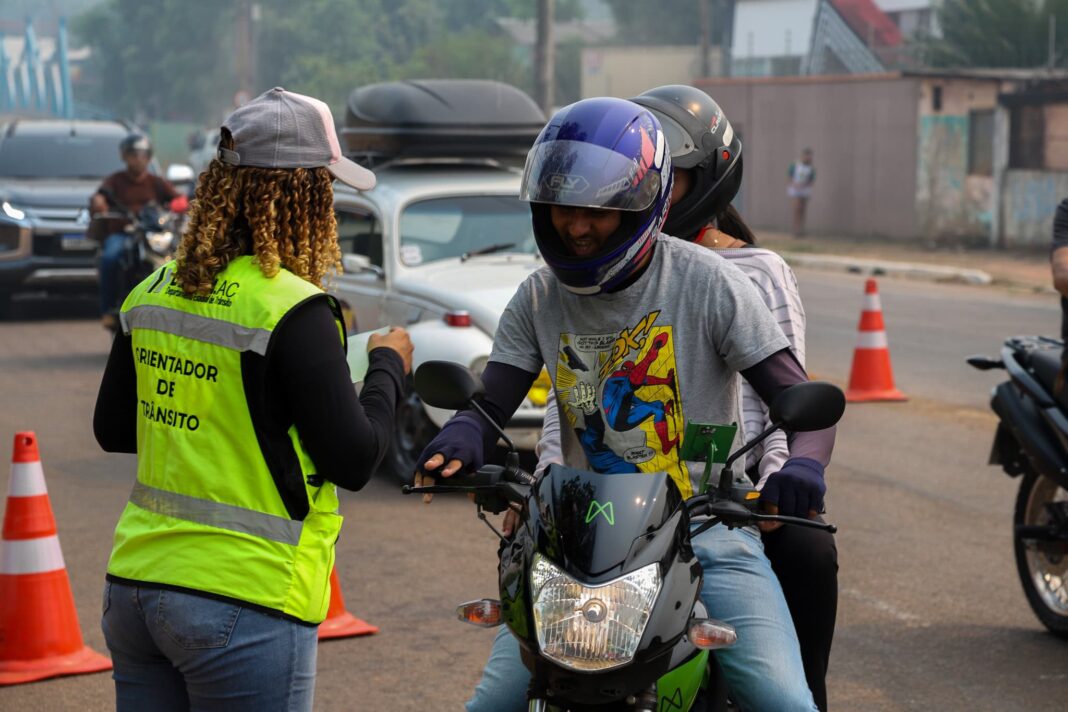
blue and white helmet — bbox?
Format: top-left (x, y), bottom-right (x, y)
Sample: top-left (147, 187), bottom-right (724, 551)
top-left (519, 97), bottom-right (672, 295)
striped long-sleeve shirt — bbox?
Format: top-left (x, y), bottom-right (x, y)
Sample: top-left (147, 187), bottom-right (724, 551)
top-left (718, 247), bottom-right (806, 488)
top-left (534, 246), bottom-right (807, 490)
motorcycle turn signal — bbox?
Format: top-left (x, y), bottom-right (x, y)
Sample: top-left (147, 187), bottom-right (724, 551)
top-left (456, 599), bottom-right (503, 628)
top-left (687, 618), bottom-right (738, 650)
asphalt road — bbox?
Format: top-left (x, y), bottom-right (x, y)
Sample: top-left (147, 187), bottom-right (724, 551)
top-left (1, 273), bottom-right (1067, 711)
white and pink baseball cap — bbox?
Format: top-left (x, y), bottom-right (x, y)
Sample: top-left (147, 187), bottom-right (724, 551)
top-left (218, 87), bottom-right (376, 191)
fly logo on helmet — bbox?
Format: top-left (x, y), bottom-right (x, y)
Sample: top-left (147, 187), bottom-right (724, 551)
top-left (545, 174), bottom-right (590, 194)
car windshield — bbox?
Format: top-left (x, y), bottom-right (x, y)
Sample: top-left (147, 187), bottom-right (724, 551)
top-left (398, 195), bottom-right (537, 266)
top-left (0, 135), bottom-right (125, 179)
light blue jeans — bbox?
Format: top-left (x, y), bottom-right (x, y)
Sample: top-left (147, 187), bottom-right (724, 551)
top-left (101, 581), bottom-right (318, 712)
top-left (467, 525), bottom-right (818, 712)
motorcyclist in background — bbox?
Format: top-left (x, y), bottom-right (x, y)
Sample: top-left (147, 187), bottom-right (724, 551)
top-left (90, 134), bottom-right (180, 330)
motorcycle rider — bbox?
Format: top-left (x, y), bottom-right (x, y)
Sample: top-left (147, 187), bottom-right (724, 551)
top-left (416, 97), bottom-right (834, 712)
top-left (534, 84), bottom-right (838, 710)
top-left (90, 134), bottom-right (181, 330)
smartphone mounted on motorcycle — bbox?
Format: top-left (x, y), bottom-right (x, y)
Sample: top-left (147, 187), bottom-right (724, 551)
top-left (685, 381), bottom-right (844, 535)
top-left (402, 360), bottom-right (535, 518)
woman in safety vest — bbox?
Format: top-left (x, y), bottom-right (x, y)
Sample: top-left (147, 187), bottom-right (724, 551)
top-left (93, 88), bottom-right (413, 711)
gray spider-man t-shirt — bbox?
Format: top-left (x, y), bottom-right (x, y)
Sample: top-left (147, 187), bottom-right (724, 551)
top-left (490, 234), bottom-right (788, 497)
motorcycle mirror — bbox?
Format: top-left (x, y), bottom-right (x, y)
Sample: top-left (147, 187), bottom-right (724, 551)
top-left (414, 360), bottom-right (485, 410)
top-left (769, 381), bottom-right (845, 432)
top-left (169, 195), bottom-right (189, 214)
top-left (966, 355), bottom-right (1003, 370)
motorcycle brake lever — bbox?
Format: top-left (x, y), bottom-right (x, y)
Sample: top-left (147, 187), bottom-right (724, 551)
top-left (750, 512), bottom-right (837, 534)
top-left (401, 484), bottom-right (495, 495)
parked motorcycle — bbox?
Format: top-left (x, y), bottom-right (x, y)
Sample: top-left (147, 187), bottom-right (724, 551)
top-left (404, 361), bottom-right (843, 710)
top-left (94, 189), bottom-right (188, 334)
top-left (969, 336), bottom-right (1068, 637)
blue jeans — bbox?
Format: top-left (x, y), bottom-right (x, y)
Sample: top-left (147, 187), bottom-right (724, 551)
top-left (467, 525), bottom-right (818, 712)
top-left (101, 581), bottom-right (318, 712)
top-left (99, 232), bottom-right (127, 315)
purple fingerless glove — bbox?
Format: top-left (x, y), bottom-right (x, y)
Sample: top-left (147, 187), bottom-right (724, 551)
top-left (414, 412), bottom-right (486, 480)
top-left (760, 457), bottom-right (826, 517)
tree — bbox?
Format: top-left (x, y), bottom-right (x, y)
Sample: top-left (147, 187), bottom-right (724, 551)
top-left (603, 0), bottom-right (733, 47)
top-left (73, 0), bottom-right (237, 121)
top-left (72, 0), bottom-right (584, 123)
top-left (922, 0), bottom-right (1068, 68)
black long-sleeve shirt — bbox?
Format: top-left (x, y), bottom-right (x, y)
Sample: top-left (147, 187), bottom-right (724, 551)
top-left (449, 348), bottom-right (834, 473)
top-left (94, 296), bottom-right (404, 513)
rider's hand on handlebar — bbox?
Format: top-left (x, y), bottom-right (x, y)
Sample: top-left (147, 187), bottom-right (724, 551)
top-left (90, 193), bottom-right (108, 215)
top-left (502, 505), bottom-right (521, 537)
top-left (369, 326), bottom-right (414, 375)
top-left (412, 415), bottom-right (486, 503)
top-left (413, 454), bottom-right (464, 503)
top-left (760, 457), bottom-right (826, 520)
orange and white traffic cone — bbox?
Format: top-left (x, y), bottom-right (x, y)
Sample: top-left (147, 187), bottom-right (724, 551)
top-left (318, 566), bottom-right (379, 640)
top-left (0, 432), bottom-right (111, 685)
top-left (845, 279), bottom-right (907, 402)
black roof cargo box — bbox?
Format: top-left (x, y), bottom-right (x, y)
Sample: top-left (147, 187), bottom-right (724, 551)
top-left (342, 79), bottom-right (546, 165)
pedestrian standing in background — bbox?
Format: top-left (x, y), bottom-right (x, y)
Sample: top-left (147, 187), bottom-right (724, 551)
top-left (93, 87), bottom-right (413, 711)
top-left (787, 147), bottom-right (816, 237)
top-left (1051, 197), bottom-right (1068, 340)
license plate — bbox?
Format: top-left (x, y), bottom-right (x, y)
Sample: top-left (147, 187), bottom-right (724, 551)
top-left (60, 233), bottom-right (95, 251)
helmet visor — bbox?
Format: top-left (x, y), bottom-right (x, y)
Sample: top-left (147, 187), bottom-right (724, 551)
top-left (654, 112), bottom-right (699, 161)
top-left (520, 140), bottom-right (661, 212)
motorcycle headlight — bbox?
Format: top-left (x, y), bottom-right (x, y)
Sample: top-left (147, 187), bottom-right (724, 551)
top-left (530, 555), bottom-right (661, 671)
top-left (145, 230), bottom-right (175, 254)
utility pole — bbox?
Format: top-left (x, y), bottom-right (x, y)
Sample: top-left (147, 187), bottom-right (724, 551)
top-left (699, 0), bottom-right (712, 77)
top-left (1049, 14), bottom-right (1057, 70)
top-left (535, 0), bottom-right (555, 114)
top-left (234, 0), bottom-right (255, 107)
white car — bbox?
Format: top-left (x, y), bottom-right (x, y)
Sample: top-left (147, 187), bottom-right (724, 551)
top-left (331, 164), bottom-right (550, 480)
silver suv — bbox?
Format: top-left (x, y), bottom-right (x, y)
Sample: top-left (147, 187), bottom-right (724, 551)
top-left (331, 79), bottom-right (550, 479)
top-left (0, 119), bottom-right (131, 315)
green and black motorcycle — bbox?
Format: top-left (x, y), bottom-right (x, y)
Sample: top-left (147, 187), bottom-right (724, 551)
top-left (406, 361), bottom-right (842, 711)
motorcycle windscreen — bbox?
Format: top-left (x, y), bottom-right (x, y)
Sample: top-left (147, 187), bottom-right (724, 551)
top-left (536, 465), bottom-right (683, 578)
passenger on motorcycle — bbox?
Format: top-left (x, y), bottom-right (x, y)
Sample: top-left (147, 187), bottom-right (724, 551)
top-left (415, 97), bottom-right (836, 712)
top-left (90, 134), bottom-right (180, 330)
top-left (533, 85), bottom-right (838, 711)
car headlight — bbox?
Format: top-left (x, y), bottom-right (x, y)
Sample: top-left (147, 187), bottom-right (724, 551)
top-left (145, 230), bottom-right (175, 254)
top-left (527, 368), bottom-right (551, 407)
top-left (530, 554), bottom-right (661, 671)
top-left (2, 201), bottom-right (26, 221)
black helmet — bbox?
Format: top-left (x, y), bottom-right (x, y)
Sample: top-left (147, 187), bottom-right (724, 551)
top-left (120, 133), bottom-right (152, 157)
top-left (631, 85), bottom-right (742, 241)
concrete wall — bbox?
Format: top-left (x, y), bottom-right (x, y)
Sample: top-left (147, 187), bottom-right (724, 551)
top-left (580, 46), bottom-right (724, 99)
top-left (693, 74), bottom-right (920, 239)
top-left (1002, 170), bottom-right (1068, 247)
top-left (915, 78), bottom-right (1001, 240)
top-left (1045, 104), bottom-right (1068, 170)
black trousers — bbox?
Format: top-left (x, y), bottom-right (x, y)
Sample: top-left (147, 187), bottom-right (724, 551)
top-left (762, 520), bottom-right (838, 712)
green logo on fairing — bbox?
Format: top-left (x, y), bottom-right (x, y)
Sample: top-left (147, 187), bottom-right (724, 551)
top-left (585, 500), bottom-right (615, 525)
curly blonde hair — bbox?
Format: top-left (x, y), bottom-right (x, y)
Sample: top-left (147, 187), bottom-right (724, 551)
top-left (174, 131), bottom-right (341, 295)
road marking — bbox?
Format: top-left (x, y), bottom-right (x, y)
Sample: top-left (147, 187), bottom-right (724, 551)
top-left (842, 587), bottom-right (928, 628)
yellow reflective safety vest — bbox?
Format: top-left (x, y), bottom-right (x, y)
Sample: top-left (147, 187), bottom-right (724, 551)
top-left (108, 256), bottom-right (344, 623)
